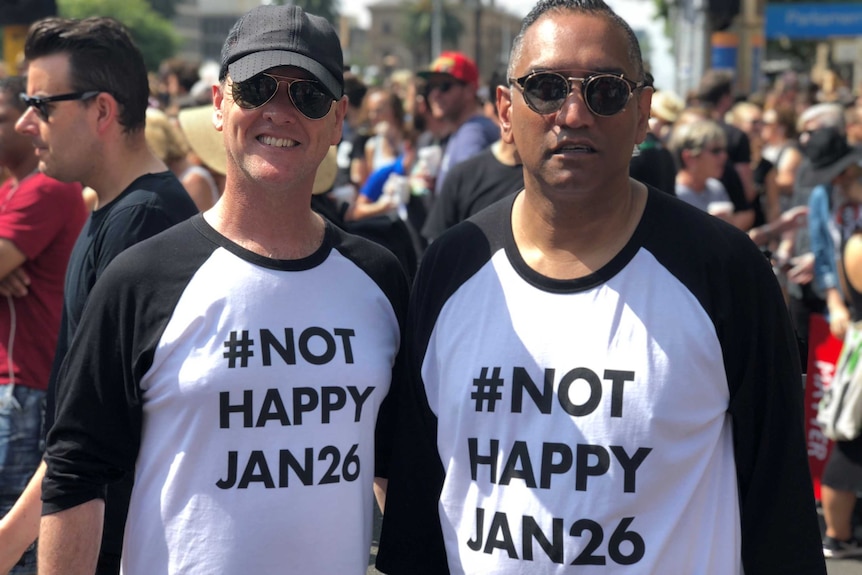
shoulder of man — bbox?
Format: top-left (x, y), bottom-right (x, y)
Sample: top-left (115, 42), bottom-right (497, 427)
top-left (111, 172), bottom-right (198, 217)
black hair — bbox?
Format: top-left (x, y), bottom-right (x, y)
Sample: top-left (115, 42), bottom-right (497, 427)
top-left (508, 0), bottom-right (645, 82)
top-left (24, 17), bottom-right (149, 133)
top-left (696, 69), bottom-right (734, 107)
top-left (343, 72), bottom-right (368, 109)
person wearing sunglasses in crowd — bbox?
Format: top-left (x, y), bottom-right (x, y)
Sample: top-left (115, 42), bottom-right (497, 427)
top-left (695, 69), bottom-right (764, 229)
top-left (36, 5), bottom-right (407, 575)
top-left (375, 1), bottom-right (825, 574)
top-left (418, 51), bottom-right (500, 198)
top-left (0, 75), bottom-right (88, 575)
top-left (668, 118), bottom-right (748, 227)
top-left (0, 17), bottom-right (197, 575)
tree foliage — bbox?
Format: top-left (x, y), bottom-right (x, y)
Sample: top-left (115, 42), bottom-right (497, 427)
top-left (402, 0), bottom-right (464, 67)
top-left (271, 0), bottom-right (341, 27)
top-left (146, 0), bottom-right (177, 19)
top-left (58, 0), bottom-right (179, 70)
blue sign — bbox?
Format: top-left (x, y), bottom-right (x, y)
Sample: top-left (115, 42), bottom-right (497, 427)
top-left (766, 4), bottom-right (862, 39)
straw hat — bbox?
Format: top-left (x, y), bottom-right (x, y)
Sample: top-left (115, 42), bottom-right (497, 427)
top-left (650, 90), bottom-right (685, 124)
top-left (177, 105), bottom-right (227, 176)
top-left (313, 146), bottom-right (338, 195)
top-left (177, 105), bottom-right (338, 193)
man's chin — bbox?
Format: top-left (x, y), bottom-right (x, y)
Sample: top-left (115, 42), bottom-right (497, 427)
top-left (39, 162), bottom-right (72, 184)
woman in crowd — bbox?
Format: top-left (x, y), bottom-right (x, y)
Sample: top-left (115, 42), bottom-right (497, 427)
top-left (144, 108), bottom-right (219, 212)
top-left (761, 106), bottom-right (803, 221)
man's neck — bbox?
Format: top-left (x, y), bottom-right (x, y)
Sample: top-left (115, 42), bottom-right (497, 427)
top-left (453, 103), bottom-right (480, 128)
top-left (512, 177), bottom-right (647, 280)
top-left (491, 140), bottom-right (520, 166)
top-left (205, 177), bottom-right (326, 261)
top-left (88, 142), bottom-right (167, 209)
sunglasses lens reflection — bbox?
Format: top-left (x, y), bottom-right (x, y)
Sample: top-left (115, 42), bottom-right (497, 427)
top-left (522, 73), bottom-right (633, 116)
top-left (234, 75), bottom-right (332, 120)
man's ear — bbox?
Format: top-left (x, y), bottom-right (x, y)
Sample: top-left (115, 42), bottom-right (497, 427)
top-left (93, 92), bottom-right (119, 136)
top-left (634, 86), bottom-right (653, 145)
top-left (498, 84), bottom-right (515, 145)
top-left (213, 84), bottom-right (225, 131)
top-left (331, 97), bottom-right (348, 146)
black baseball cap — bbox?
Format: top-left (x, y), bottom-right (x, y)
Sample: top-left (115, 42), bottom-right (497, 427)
top-left (219, 4), bottom-right (344, 99)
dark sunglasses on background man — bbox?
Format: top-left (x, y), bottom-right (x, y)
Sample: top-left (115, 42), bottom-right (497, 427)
top-left (423, 80), bottom-right (464, 97)
top-left (231, 73), bottom-right (335, 120)
top-left (19, 91), bottom-right (100, 121)
top-left (509, 71), bottom-right (648, 117)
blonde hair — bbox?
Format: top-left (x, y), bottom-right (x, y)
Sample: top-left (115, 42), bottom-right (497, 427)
top-left (668, 118), bottom-right (726, 166)
top-left (725, 101), bottom-right (761, 127)
top-left (145, 108), bottom-right (190, 164)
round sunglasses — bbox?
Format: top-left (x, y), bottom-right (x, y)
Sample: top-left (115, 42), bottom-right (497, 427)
top-left (231, 73), bottom-right (335, 120)
top-left (509, 71), bottom-right (647, 117)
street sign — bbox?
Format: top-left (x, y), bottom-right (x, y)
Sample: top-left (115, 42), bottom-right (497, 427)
top-left (765, 3), bottom-right (862, 39)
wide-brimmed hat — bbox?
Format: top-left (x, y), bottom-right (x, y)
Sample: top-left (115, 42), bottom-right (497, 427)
top-left (177, 106), bottom-right (227, 176)
top-left (804, 127), bottom-right (862, 185)
top-left (313, 146), bottom-right (337, 195)
top-left (178, 105), bottom-right (337, 192)
top-left (650, 90), bottom-right (685, 124)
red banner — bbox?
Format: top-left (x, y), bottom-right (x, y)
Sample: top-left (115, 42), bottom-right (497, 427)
top-left (804, 313), bottom-right (843, 500)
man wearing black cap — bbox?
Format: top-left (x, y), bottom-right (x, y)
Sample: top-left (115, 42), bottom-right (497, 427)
top-left (38, 5), bottom-right (407, 575)
top-left (3, 16), bottom-right (198, 575)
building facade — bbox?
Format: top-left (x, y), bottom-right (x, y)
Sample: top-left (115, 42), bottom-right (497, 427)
top-left (171, 0), bottom-right (524, 84)
top-left (365, 0), bottom-right (523, 82)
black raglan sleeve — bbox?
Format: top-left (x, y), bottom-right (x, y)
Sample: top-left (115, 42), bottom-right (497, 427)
top-left (643, 189), bottom-right (826, 574)
top-left (376, 214), bottom-right (501, 575)
top-left (720, 234), bottom-right (826, 574)
top-left (375, 242), bottom-right (451, 574)
top-left (43, 221), bottom-right (207, 515)
top-left (42, 261), bottom-right (148, 513)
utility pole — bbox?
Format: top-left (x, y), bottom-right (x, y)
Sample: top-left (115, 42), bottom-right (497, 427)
top-left (432, 0), bottom-right (442, 60)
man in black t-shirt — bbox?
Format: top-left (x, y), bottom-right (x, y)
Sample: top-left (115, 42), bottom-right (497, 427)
top-left (422, 139), bottom-right (523, 242)
top-left (3, 17), bottom-right (196, 574)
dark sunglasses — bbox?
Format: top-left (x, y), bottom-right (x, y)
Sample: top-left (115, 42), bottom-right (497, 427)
top-left (509, 71), bottom-right (646, 117)
top-left (19, 90), bottom-right (100, 121)
top-left (704, 146), bottom-right (727, 155)
top-left (424, 80), bottom-right (463, 96)
top-left (231, 73), bottom-right (334, 120)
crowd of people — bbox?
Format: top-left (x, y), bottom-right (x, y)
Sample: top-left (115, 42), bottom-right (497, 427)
top-left (0, 0), bottom-right (861, 573)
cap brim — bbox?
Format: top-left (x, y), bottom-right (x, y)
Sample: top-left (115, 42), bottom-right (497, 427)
top-left (177, 106), bottom-right (227, 176)
top-left (228, 51), bottom-right (342, 98)
top-left (808, 147), bottom-right (862, 185)
top-left (416, 71), bottom-right (457, 82)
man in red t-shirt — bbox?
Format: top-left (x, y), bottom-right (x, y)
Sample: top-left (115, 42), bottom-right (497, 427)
top-left (0, 75), bottom-right (87, 575)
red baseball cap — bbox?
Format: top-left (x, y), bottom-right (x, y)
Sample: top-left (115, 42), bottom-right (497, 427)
top-left (418, 51), bottom-right (479, 85)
